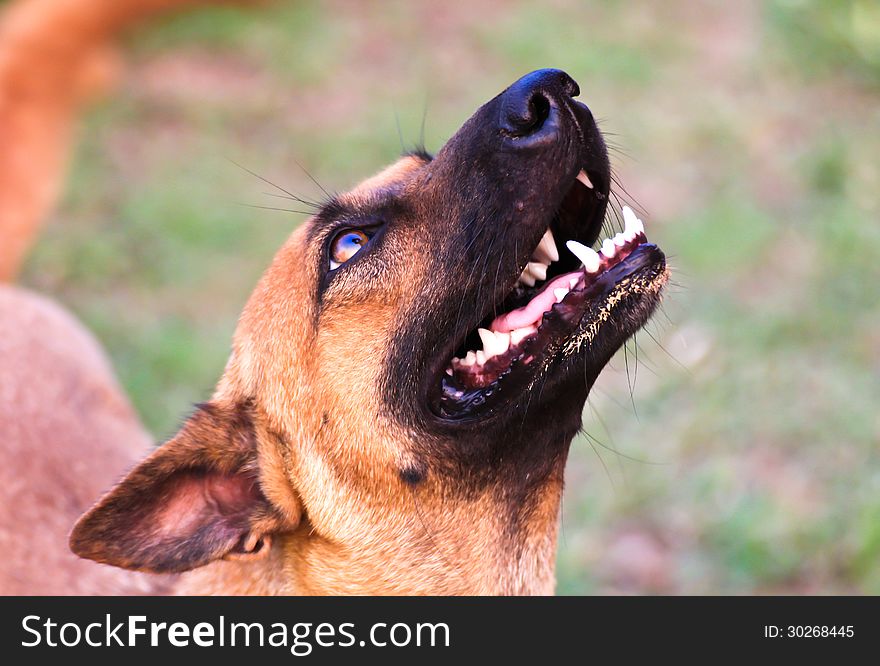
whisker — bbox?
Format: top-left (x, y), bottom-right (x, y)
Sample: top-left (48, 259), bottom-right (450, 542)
top-left (583, 427), bottom-right (615, 489)
top-left (622, 344), bottom-right (639, 419)
top-left (582, 427), bottom-right (666, 466)
top-left (418, 98), bottom-right (429, 154)
top-left (229, 159), bottom-right (309, 202)
top-left (393, 106), bottom-right (406, 154)
top-left (292, 157), bottom-right (335, 201)
top-left (237, 203), bottom-right (314, 216)
top-left (261, 191), bottom-right (322, 208)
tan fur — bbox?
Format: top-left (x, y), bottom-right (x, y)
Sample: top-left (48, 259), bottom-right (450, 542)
top-left (0, 286), bottom-right (164, 594)
top-left (0, 0), bottom-right (254, 281)
top-left (176, 172), bottom-right (565, 594)
top-left (37, 153), bottom-right (570, 596)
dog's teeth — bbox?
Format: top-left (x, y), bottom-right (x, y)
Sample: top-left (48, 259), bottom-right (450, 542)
top-left (477, 328), bottom-right (495, 353)
top-left (546, 229), bottom-right (560, 260)
top-left (622, 205), bottom-right (645, 237)
top-left (622, 205), bottom-right (638, 230)
top-left (518, 268), bottom-right (536, 287)
top-left (569, 276), bottom-right (579, 289)
top-left (464, 351), bottom-right (477, 366)
top-left (553, 288), bottom-right (569, 303)
top-left (494, 331), bottom-right (511, 354)
top-left (576, 169), bottom-right (594, 189)
top-left (475, 350), bottom-right (487, 366)
top-left (510, 325), bottom-right (537, 346)
top-left (478, 328), bottom-right (510, 358)
top-left (535, 228), bottom-right (560, 263)
top-left (601, 238), bottom-right (616, 258)
top-left (445, 367), bottom-right (453, 376)
top-left (614, 233), bottom-right (626, 247)
top-left (527, 261), bottom-right (548, 281)
top-left (565, 240), bottom-right (601, 273)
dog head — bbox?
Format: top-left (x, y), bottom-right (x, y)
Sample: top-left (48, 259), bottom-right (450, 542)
top-left (71, 70), bottom-right (668, 593)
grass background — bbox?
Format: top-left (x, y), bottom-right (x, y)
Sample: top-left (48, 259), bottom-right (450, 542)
top-left (20, 0), bottom-right (880, 594)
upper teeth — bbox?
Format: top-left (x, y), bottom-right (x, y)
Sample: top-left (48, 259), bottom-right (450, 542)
top-left (526, 261), bottom-right (547, 281)
top-left (576, 169), bottom-right (594, 189)
top-left (518, 228), bottom-right (557, 287)
top-left (534, 228), bottom-right (559, 263)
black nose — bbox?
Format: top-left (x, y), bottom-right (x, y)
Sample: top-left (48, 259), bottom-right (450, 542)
top-left (499, 69), bottom-right (580, 146)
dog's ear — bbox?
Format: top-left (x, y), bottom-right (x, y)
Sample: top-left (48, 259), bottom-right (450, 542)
top-left (70, 400), bottom-right (300, 574)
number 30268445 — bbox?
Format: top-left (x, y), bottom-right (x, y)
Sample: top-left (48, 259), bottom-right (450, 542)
top-left (764, 625), bottom-right (854, 638)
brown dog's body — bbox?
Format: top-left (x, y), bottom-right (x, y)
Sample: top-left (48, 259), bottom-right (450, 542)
top-left (0, 286), bottom-right (164, 594)
top-left (0, 14), bottom-right (668, 595)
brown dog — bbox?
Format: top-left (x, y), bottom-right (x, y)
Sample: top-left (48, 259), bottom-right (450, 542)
top-left (3, 69), bottom-right (668, 595)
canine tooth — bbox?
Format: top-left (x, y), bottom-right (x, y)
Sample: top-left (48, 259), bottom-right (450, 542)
top-left (576, 169), bottom-right (594, 189)
top-left (553, 288), bottom-right (569, 303)
top-left (601, 238), bottom-right (616, 258)
top-left (535, 229), bottom-right (559, 263)
top-left (518, 268), bottom-right (536, 287)
top-left (566, 240), bottom-right (601, 272)
top-left (510, 325), bottom-right (537, 345)
top-left (527, 261), bottom-right (548, 281)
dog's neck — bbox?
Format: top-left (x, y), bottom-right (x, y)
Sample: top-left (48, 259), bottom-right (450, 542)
top-left (175, 474), bottom-right (565, 595)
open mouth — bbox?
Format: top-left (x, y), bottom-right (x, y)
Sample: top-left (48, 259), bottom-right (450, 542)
top-left (430, 169), bottom-right (666, 421)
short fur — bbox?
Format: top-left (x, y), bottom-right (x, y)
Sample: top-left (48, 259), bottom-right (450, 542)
top-left (0, 286), bottom-right (163, 594)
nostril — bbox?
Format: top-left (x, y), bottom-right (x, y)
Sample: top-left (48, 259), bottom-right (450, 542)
top-left (502, 91), bottom-right (552, 138)
top-left (525, 93), bottom-right (551, 134)
top-left (498, 70), bottom-right (580, 144)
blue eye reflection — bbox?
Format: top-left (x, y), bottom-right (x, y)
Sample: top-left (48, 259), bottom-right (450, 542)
top-left (329, 229), bottom-right (370, 270)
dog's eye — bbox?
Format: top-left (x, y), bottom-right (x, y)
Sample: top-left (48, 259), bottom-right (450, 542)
top-left (329, 229), bottom-right (370, 270)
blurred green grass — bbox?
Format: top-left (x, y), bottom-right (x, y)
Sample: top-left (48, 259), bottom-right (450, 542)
top-left (20, 0), bottom-right (880, 594)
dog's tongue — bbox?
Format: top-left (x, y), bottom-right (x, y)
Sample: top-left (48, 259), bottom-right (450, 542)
top-left (491, 271), bottom-right (580, 333)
